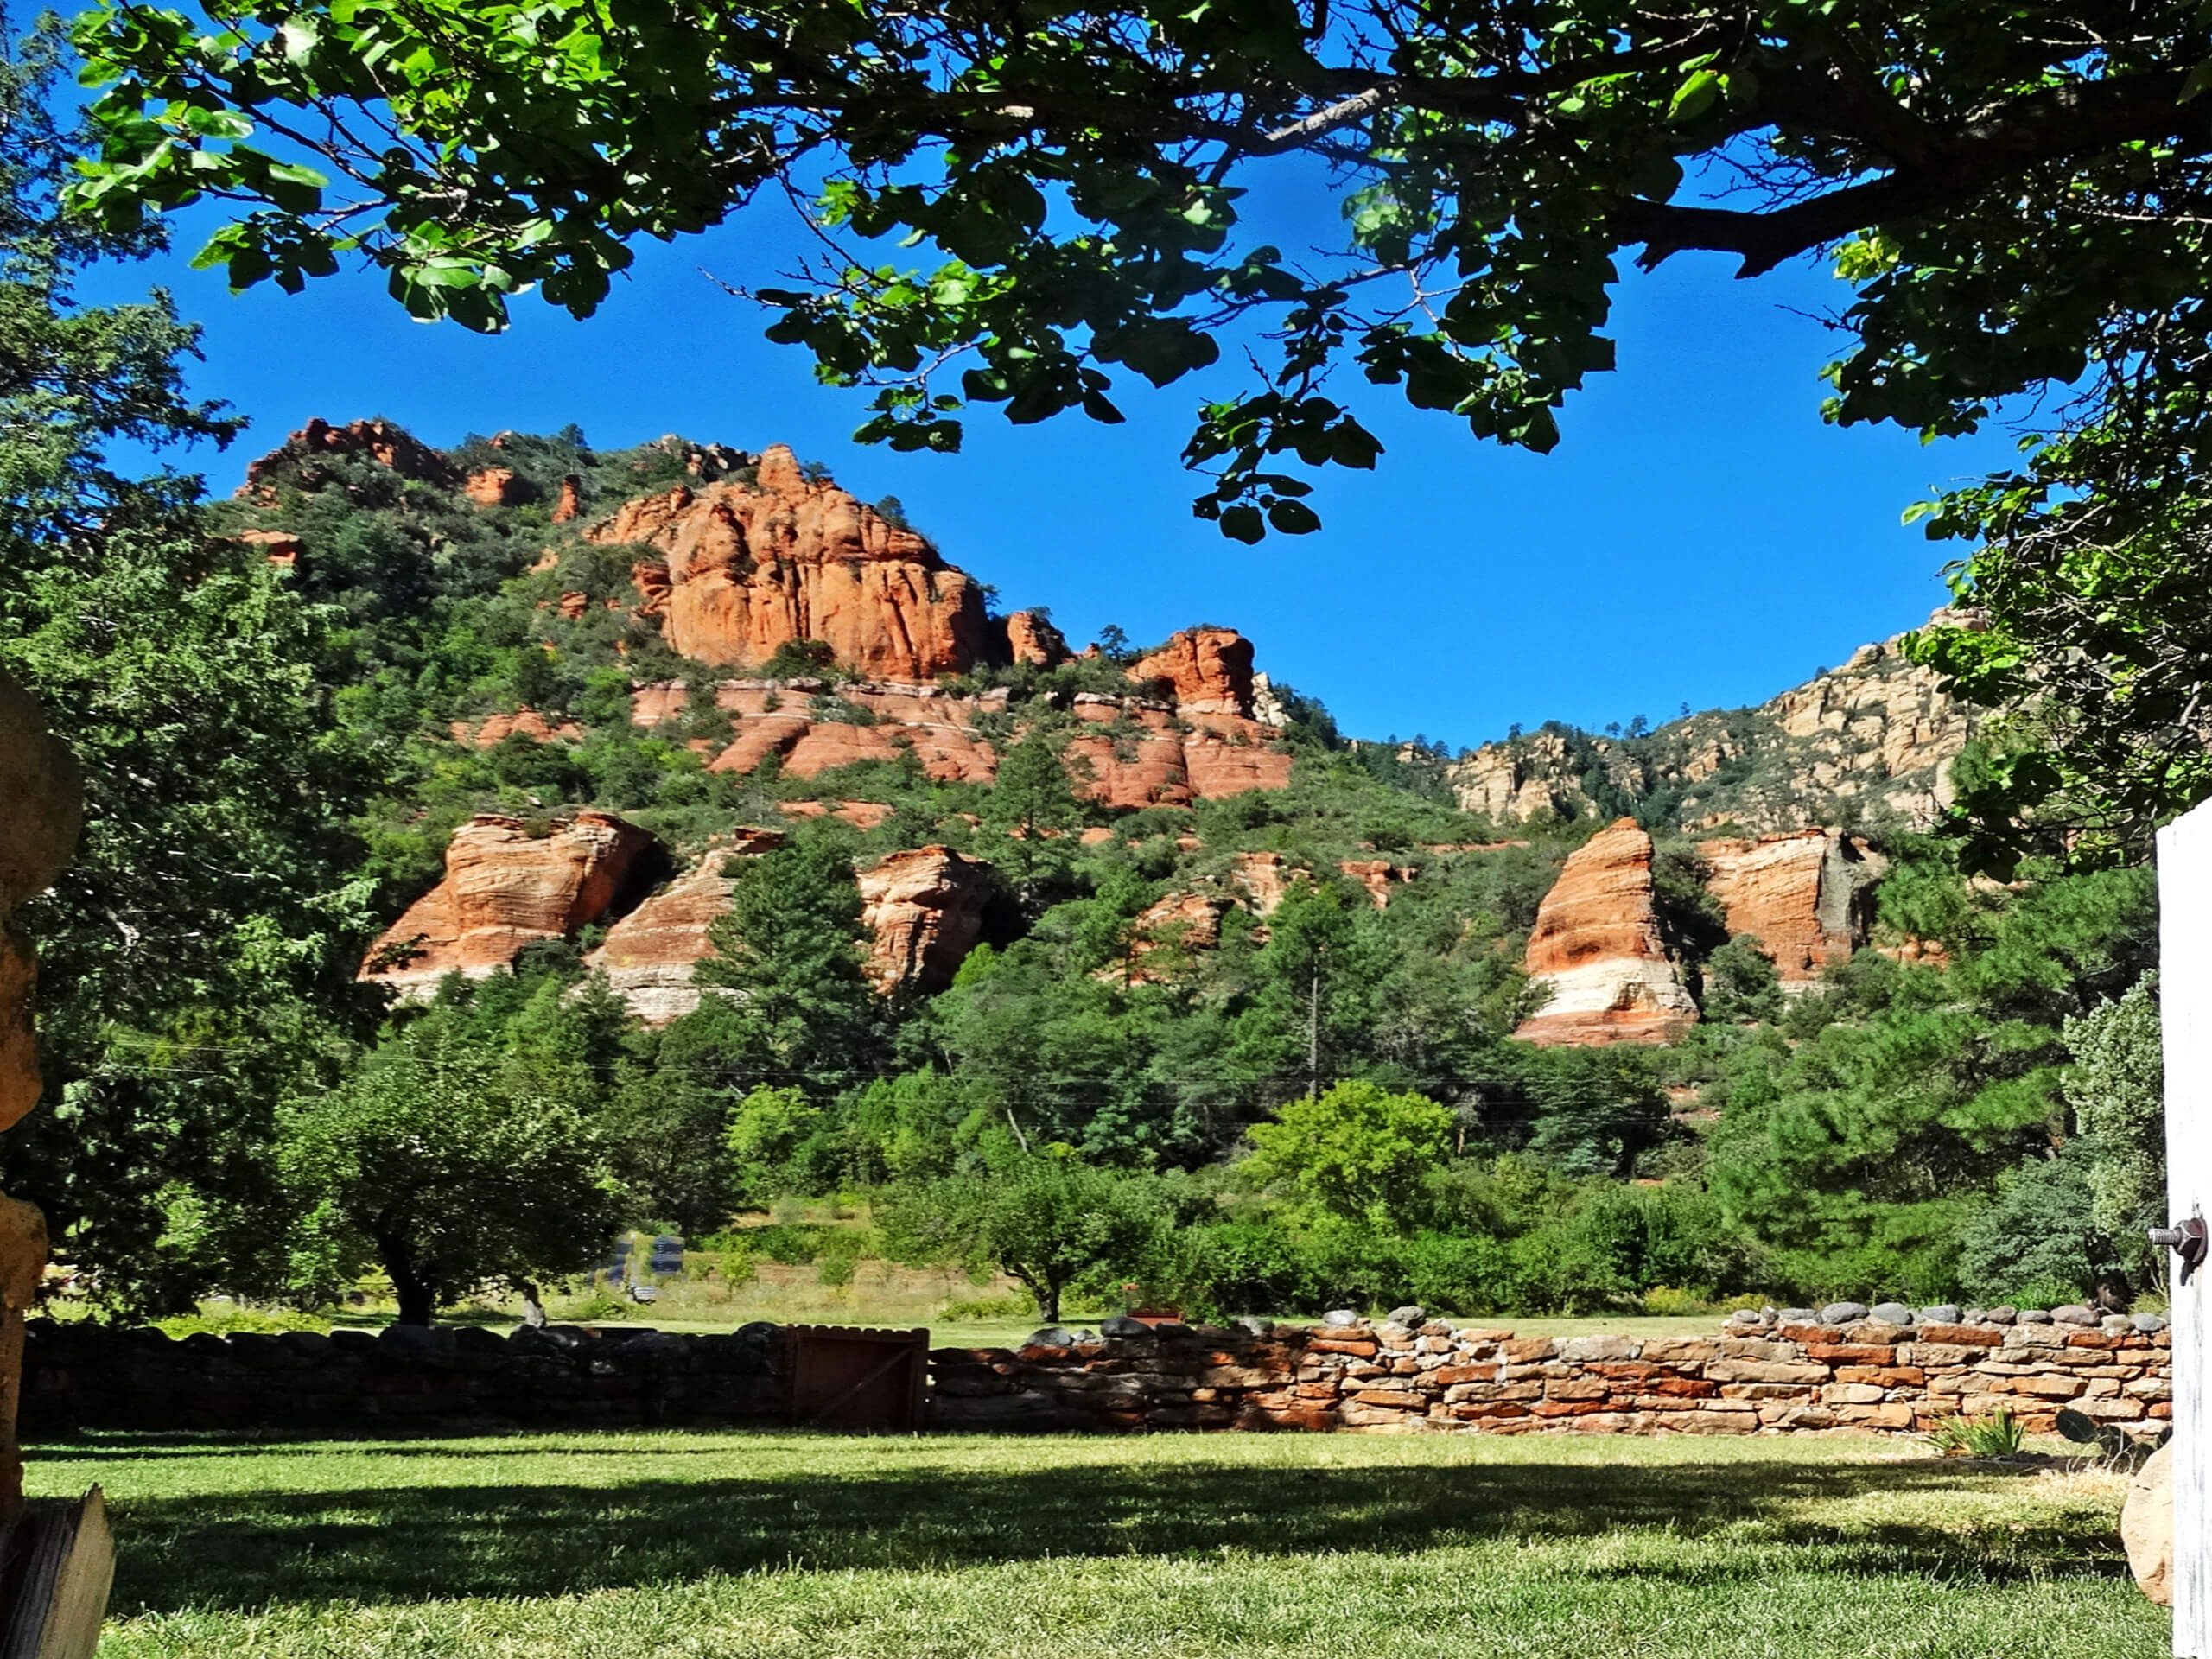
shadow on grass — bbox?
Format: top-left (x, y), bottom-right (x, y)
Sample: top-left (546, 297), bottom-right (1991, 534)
top-left (56, 1441), bottom-right (2132, 1614)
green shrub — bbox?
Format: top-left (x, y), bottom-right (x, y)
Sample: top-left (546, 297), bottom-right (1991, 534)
top-left (1927, 1408), bottom-right (2025, 1459)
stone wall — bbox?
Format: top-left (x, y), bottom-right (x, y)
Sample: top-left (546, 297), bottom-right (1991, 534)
top-left (932, 1306), bottom-right (2173, 1437)
top-left (22, 1319), bottom-right (788, 1435)
top-left (21, 1306), bottom-right (2173, 1440)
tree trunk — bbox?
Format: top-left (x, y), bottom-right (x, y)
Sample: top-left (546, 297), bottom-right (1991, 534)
top-left (1306, 966), bottom-right (1321, 1098)
top-left (380, 1237), bottom-right (436, 1326)
top-left (1025, 1274), bottom-right (1059, 1323)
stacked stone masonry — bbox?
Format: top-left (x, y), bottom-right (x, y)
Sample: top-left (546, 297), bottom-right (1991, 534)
top-left (21, 1306), bottom-right (2170, 1438)
top-left (932, 1306), bottom-right (2172, 1437)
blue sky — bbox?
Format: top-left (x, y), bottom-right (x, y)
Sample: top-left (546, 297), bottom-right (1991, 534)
top-left (82, 201), bottom-right (2018, 753)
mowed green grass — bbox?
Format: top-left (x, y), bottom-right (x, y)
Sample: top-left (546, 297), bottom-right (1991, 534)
top-left (34, 1429), bottom-right (2165, 1659)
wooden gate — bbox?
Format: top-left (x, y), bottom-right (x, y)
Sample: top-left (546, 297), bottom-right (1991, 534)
top-left (782, 1325), bottom-right (928, 1432)
top-left (2160, 803), bottom-right (2212, 1657)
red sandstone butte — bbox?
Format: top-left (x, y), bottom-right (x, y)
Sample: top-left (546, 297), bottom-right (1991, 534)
top-left (582, 830), bottom-right (785, 1024)
top-left (1515, 817), bottom-right (1698, 1046)
top-left (1698, 829), bottom-right (1888, 987)
top-left (464, 467), bottom-right (532, 507)
top-left (857, 846), bottom-right (993, 994)
top-left (358, 811), bottom-right (658, 1000)
top-left (1000, 609), bottom-right (1071, 667)
top-left (589, 444), bottom-right (989, 682)
top-left (1128, 627), bottom-right (1256, 716)
top-left (552, 474), bottom-right (582, 523)
top-left (238, 416), bottom-right (461, 498)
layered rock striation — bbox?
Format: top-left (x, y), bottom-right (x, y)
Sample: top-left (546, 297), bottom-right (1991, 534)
top-left (1516, 818), bottom-right (1698, 1046)
top-left (1700, 829), bottom-right (1886, 988)
top-left (239, 416), bottom-right (461, 499)
top-left (359, 812), bottom-right (663, 1000)
top-left (582, 830), bottom-right (785, 1024)
top-left (589, 445), bottom-right (992, 682)
top-left (1447, 615), bottom-right (1980, 835)
top-left (857, 846), bottom-right (993, 995)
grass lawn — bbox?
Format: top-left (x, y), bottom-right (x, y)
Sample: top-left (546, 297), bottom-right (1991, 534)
top-left (35, 1429), bottom-right (2166, 1659)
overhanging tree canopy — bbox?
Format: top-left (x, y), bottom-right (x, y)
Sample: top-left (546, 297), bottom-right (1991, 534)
top-left (67, 3), bottom-right (2212, 536)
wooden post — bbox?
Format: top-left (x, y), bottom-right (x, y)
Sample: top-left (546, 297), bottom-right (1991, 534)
top-left (2159, 801), bottom-right (2212, 1657)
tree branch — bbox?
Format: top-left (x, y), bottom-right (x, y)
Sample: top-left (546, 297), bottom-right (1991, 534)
top-left (1617, 67), bottom-right (2212, 276)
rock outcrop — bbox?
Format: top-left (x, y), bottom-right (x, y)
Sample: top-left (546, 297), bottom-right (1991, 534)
top-left (450, 708), bottom-right (586, 747)
top-left (1338, 860), bottom-right (1412, 906)
top-left (627, 677), bottom-right (1288, 804)
top-left (239, 416), bottom-right (461, 499)
top-left (1699, 830), bottom-right (1887, 988)
top-left (590, 444), bottom-right (990, 682)
top-left (1447, 615), bottom-right (1980, 835)
top-left (1516, 818), bottom-right (1699, 1046)
top-left (464, 467), bottom-right (533, 507)
top-left (359, 812), bottom-right (662, 1000)
top-left (552, 474), bottom-right (583, 523)
top-left (857, 847), bottom-right (993, 994)
top-left (0, 671), bottom-right (81, 1133)
top-left (1000, 610), bottom-right (1070, 667)
top-left (1230, 851), bottom-right (1294, 917)
top-left (1122, 891), bottom-right (1233, 982)
top-left (1129, 627), bottom-right (1256, 717)
top-left (582, 830), bottom-right (785, 1024)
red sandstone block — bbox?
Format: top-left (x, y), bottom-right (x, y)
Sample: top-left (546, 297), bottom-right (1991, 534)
top-left (1545, 1379), bottom-right (1611, 1402)
top-left (1530, 1398), bottom-right (1618, 1417)
top-left (1653, 1408), bottom-right (1758, 1435)
top-left (1352, 1389), bottom-right (1426, 1409)
top-left (1389, 1357), bottom-right (1421, 1376)
top-left (1433, 1364), bottom-right (1496, 1387)
top-left (1719, 1382), bottom-right (1815, 1401)
top-left (1836, 1365), bottom-right (1925, 1387)
top-left (1587, 1361), bottom-right (1669, 1381)
top-left (1502, 1340), bottom-right (1553, 1362)
top-left (2066, 1332), bottom-right (2118, 1350)
top-left (1309, 1338), bottom-right (1379, 1357)
top-left (1807, 1344), bottom-right (1895, 1364)
top-left (1917, 1324), bottom-right (2000, 1346)
top-left (1644, 1377), bottom-right (1718, 1397)
top-left (1450, 1401), bottom-right (1530, 1420)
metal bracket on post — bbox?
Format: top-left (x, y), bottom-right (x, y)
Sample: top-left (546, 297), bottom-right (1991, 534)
top-left (2152, 1217), bottom-right (2211, 1286)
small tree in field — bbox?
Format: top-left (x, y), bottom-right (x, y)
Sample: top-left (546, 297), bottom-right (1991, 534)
top-left (1243, 1080), bottom-right (1452, 1230)
top-left (882, 1154), bottom-right (1161, 1322)
top-left (277, 1023), bottom-right (626, 1324)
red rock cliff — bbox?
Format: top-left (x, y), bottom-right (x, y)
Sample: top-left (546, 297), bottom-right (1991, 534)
top-left (857, 846), bottom-right (993, 994)
top-left (359, 812), bottom-right (659, 1000)
top-left (588, 444), bottom-right (989, 683)
top-left (239, 416), bottom-right (461, 498)
top-left (582, 829), bottom-right (785, 1024)
top-left (1516, 818), bottom-right (1698, 1046)
top-left (1698, 830), bottom-right (1888, 988)
top-left (1129, 627), bottom-right (1255, 717)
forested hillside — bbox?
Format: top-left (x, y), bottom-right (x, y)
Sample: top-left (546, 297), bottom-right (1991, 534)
top-left (2, 416), bottom-right (2164, 1326)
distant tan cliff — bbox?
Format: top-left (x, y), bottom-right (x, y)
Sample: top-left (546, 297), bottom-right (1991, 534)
top-left (1448, 618), bottom-right (1982, 836)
